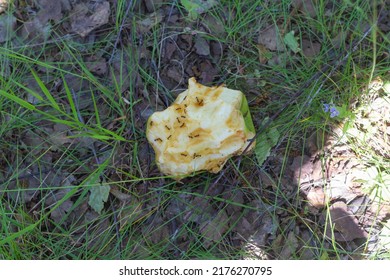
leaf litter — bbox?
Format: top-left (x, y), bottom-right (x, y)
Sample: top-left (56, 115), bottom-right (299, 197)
top-left (0, 0), bottom-right (389, 260)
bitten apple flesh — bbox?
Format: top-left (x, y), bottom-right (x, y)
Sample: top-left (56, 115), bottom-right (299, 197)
top-left (146, 78), bottom-right (256, 178)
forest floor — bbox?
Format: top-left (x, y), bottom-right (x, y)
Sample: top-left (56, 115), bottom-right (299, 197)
top-left (0, 0), bottom-right (389, 259)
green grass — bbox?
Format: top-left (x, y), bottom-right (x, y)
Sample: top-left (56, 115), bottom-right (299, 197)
top-left (0, 0), bottom-right (389, 259)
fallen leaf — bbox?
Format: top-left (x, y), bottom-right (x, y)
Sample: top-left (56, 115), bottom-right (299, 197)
top-left (203, 14), bottom-right (226, 37)
top-left (301, 39), bottom-right (321, 58)
top-left (298, 230), bottom-right (317, 259)
top-left (0, 13), bottom-right (16, 43)
top-left (324, 173), bottom-right (361, 202)
top-left (48, 124), bottom-right (74, 148)
top-left (290, 155), bottom-right (312, 185)
top-left (36, 0), bottom-right (63, 24)
top-left (258, 25), bottom-right (285, 51)
top-left (88, 182), bottom-right (110, 214)
top-left (279, 231), bottom-right (299, 259)
top-left (255, 119), bottom-right (280, 166)
top-left (325, 201), bottom-right (368, 241)
top-left (70, 1), bottom-right (110, 37)
top-left (46, 188), bottom-right (74, 225)
top-left (257, 44), bottom-right (272, 64)
top-left (306, 187), bottom-right (326, 208)
top-left (200, 210), bottom-right (229, 248)
top-left (162, 40), bottom-right (177, 61)
top-left (292, 0), bottom-right (317, 18)
top-left (245, 212), bottom-right (276, 249)
top-left (199, 59), bottom-right (217, 84)
top-left (223, 189), bottom-right (244, 215)
top-left (118, 198), bottom-right (145, 228)
top-left (267, 52), bottom-right (289, 67)
top-left (137, 11), bottom-right (163, 34)
top-left (181, 0), bottom-right (219, 20)
top-left (19, 18), bottom-right (52, 43)
top-left (284, 31), bottom-right (300, 53)
top-left (194, 35), bottom-right (210, 56)
top-left (85, 57), bottom-right (107, 76)
top-left (144, 215), bottom-right (170, 245)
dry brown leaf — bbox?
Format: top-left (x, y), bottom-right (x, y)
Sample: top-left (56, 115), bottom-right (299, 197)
top-left (258, 25), bottom-right (285, 51)
top-left (48, 194), bottom-right (74, 225)
top-left (200, 210), bottom-right (229, 248)
top-left (85, 57), bottom-right (107, 76)
top-left (306, 187), bottom-right (326, 208)
top-left (292, 0), bottom-right (317, 18)
top-left (279, 231), bottom-right (299, 259)
top-left (290, 155), bottom-right (313, 185)
top-left (194, 35), bottom-right (210, 56)
top-left (137, 11), bottom-right (164, 34)
top-left (70, 1), bottom-right (110, 37)
top-left (301, 39), bottom-right (321, 58)
top-left (36, 0), bottom-right (63, 24)
top-left (325, 173), bottom-right (362, 202)
top-left (325, 201), bottom-right (368, 241)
